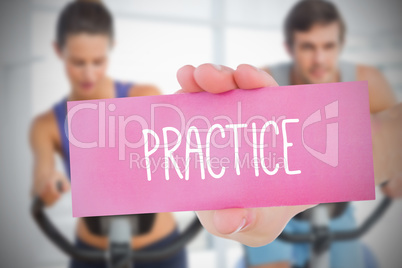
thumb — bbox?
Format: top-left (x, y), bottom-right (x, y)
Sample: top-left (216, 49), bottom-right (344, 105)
top-left (213, 208), bottom-right (256, 235)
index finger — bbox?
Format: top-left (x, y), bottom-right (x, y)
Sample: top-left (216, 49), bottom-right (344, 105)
top-left (234, 64), bottom-right (278, 89)
top-left (177, 64), bottom-right (237, 94)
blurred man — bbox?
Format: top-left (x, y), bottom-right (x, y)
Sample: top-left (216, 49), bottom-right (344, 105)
top-left (245, 1), bottom-right (397, 267)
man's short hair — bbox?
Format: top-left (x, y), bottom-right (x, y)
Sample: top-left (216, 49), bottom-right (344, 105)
top-left (284, 0), bottom-right (346, 46)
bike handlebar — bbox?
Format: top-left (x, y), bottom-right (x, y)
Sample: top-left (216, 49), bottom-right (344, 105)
top-left (278, 197), bottom-right (392, 243)
top-left (32, 186), bottom-right (392, 262)
top-left (31, 196), bottom-right (202, 263)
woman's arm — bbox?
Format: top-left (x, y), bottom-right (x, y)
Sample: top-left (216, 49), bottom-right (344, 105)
top-left (30, 111), bottom-right (70, 206)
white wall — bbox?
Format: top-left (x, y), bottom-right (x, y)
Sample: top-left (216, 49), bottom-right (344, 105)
top-left (0, 1), bottom-right (36, 267)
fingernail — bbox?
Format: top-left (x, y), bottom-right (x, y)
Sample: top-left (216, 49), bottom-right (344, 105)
top-left (212, 64), bottom-right (222, 71)
top-left (230, 218), bottom-right (247, 235)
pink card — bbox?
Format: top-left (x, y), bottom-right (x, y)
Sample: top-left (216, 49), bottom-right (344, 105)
top-left (67, 81), bottom-right (375, 217)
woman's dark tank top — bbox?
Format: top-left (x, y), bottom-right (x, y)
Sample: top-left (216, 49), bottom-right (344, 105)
top-left (53, 81), bottom-right (132, 177)
top-left (53, 81), bottom-right (155, 235)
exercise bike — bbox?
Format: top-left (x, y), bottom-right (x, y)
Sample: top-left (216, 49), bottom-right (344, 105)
top-left (277, 195), bottom-right (392, 268)
top-left (31, 183), bottom-right (203, 268)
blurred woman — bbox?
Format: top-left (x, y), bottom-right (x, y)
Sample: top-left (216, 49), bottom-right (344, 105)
top-left (29, 1), bottom-right (187, 267)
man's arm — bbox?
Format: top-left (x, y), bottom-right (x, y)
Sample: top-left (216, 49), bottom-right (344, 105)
top-left (357, 65), bottom-right (398, 113)
top-left (371, 103), bottom-right (402, 195)
top-left (357, 65), bottom-right (402, 195)
top-left (30, 111), bottom-right (69, 206)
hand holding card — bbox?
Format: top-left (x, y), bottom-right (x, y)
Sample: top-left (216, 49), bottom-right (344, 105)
top-left (177, 64), bottom-right (359, 246)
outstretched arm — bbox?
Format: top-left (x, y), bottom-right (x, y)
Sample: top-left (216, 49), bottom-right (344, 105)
top-left (372, 103), bottom-right (402, 198)
top-left (30, 112), bottom-right (70, 206)
top-left (358, 65), bottom-right (402, 197)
